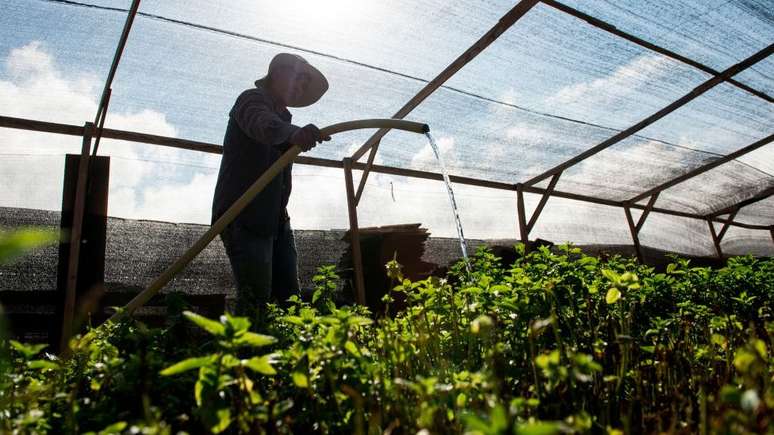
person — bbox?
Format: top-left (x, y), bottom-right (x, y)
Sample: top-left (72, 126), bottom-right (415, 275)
top-left (212, 53), bottom-right (330, 317)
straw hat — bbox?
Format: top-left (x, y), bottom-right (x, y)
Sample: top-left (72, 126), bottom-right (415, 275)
top-left (256, 53), bottom-right (328, 107)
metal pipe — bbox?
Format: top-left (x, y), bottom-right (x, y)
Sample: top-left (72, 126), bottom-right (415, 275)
top-left (110, 119), bottom-right (428, 321)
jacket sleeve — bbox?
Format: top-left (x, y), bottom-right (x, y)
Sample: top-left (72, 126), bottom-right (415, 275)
top-left (230, 90), bottom-right (299, 146)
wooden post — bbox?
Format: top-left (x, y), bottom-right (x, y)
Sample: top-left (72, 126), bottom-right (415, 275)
top-left (624, 206), bottom-right (644, 263)
top-left (516, 186), bottom-right (530, 252)
top-left (343, 158), bottom-right (367, 305)
top-left (707, 220), bottom-right (723, 259)
top-left (59, 123), bottom-right (94, 351)
top-left (55, 153), bottom-right (110, 349)
top-left (526, 172), bottom-right (560, 233)
top-left (635, 193), bottom-right (659, 233)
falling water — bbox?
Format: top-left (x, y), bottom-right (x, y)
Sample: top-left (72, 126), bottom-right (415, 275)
top-left (425, 132), bottom-right (471, 275)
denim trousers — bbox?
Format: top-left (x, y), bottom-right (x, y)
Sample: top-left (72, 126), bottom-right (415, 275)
top-left (221, 220), bottom-right (300, 317)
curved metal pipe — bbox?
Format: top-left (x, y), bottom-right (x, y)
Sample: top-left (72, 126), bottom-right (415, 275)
top-left (111, 119), bottom-right (429, 320)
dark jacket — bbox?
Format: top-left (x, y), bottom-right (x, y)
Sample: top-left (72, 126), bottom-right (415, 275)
top-left (212, 84), bottom-right (299, 236)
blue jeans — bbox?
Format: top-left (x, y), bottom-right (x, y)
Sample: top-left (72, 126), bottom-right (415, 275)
top-left (221, 220), bottom-right (300, 316)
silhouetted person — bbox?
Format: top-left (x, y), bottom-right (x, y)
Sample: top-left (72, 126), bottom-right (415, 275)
top-left (212, 53), bottom-right (329, 317)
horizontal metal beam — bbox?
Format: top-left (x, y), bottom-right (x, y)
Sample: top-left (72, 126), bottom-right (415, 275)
top-left (1, 114), bottom-right (769, 231)
top-left (524, 43), bottom-right (774, 187)
top-left (541, 0), bottom-right (773, 103)
top-left (629, 134), bottom-right (774, 203)
top-left (706, 186), bottom-right (774, 219)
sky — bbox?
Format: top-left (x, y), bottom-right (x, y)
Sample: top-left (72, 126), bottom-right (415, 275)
top-left (0, 0), bottom-right (772, 254)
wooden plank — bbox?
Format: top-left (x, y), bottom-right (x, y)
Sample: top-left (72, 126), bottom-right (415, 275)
top-left (634, 193), bottom-right (659, 233)
top-left (717, 209), bottom-right (739, 241)
top-left (92, 88), bottom-right (112, 155)
top-left (541, 0), bottom-right (773, 103)
top-left (343, 158), bottom-right (367, 305)
top-left (526, 172), bottom-right (561, 233)
top-left (54, 154), bottom-right (109, 349)
top-left (524, 43), bottom-right (774, 187)
top-left (516, 187), bottom-right (530, 251)
top-left (60, 124), bottom-right (93, 352)
top-left (707, 220), bottom-right (723, 259)
top-left (624, 206), bottom-right (644, 263)
top-left (0, 115), bottom-right (84, 136)
top-left (353, 138), bottom-right (380, 206)
top-left (629, 134), bottom-right (774, 203)
top-left (92, 0), bottom-right (141, 132)
top-left (350, 0), bottom-right (541, 163)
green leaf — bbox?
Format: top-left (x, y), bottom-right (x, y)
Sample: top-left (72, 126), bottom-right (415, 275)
top-left (9, 340), bottom-right (47, 359)
top-left (283, 315), bottom-right (305, 326)
top-left (221, 354), bottom-right (240, 368)
top-left (27, 360), bottom-right (59, 371)
top-left (0, 228), bottom-right (58, 265)
top-left (489, 405), bottom-right (508, 431)
top-left (348, 316), bottom-right (374, 327)
top-left (223, 313), bottom-right (251, 335)
top-left (97, 421), bottom-right (127, 435)
top-left (292, 371), bottom-right (309, 388)
top-left (516, 422), bottom-right (561, 435)
top-left (605, 288), bottom-right (622, 304)
top-left (752, 339), bottom-right (768, 358)
top-left (601, 269), bottom-right (620, 284)
top-left (160, 355), bottom-right (215, 376)
top-left (535, 354), bottom-right (551, 369)
top-left (234, 332), bottom-right (277, 347)
top-left (344, 340), bottom-right (361, 357)
top-left (734, 349), bottom-right (756, 373)
top-left (245, 354), bottom-right (277, 375)
top-left (183, 311), bottom-right (225, 336)
top-left (211, 408), bottom-right (232, 434)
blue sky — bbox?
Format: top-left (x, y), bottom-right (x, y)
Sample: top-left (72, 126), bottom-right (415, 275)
top-left (1, 0), bottom-right (772, 254)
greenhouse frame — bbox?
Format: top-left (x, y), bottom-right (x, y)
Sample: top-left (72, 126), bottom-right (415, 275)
top-left (1, 0), bottom-right (772, 334)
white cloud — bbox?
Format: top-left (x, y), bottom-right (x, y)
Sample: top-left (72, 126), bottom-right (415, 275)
top-left (409, 135), bottom-right (457, 169)
top-left (0, 41), bottom-right (206, 222)
top-left (547, 55), bottom-right (671, 107)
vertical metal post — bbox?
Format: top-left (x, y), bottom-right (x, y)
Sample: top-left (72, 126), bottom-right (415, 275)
top-left (624, 206), bottom-right (644, 263)
top-left (60, 123), bottom-right (93, 351)
top-left (707, 220), bottom-right (723, 259)
top-left (343, 158), bottom-right (367, 305)
top-left (516, 185), bottom-right (530, 252)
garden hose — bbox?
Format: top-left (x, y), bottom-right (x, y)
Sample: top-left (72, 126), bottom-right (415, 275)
top-left (110, 119), bottom-right (429, 322)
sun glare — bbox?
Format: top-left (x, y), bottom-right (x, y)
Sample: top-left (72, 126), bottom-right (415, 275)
top-left (277, 0), bottom-right (372, 33)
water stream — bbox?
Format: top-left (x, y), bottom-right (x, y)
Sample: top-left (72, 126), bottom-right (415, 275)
top-left (425, 133), bottom-right (471, 275)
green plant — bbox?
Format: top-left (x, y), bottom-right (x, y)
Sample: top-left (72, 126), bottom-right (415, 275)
top-left (160, 311), bottom-right (278, 433)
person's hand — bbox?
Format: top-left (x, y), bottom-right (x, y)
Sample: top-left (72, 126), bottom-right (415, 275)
top-left (291, 124), bottom-right (331, 152)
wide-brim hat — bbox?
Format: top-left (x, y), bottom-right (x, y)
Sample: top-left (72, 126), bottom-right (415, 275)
top-left (255, 53), bottom-right (328, 107)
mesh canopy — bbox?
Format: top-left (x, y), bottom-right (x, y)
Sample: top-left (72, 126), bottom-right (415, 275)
top-left (1, 0), bottom-right (772, 257)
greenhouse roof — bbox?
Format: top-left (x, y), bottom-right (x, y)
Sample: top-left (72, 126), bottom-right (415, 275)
top-left (1, 0), bottom-right (772, 257)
